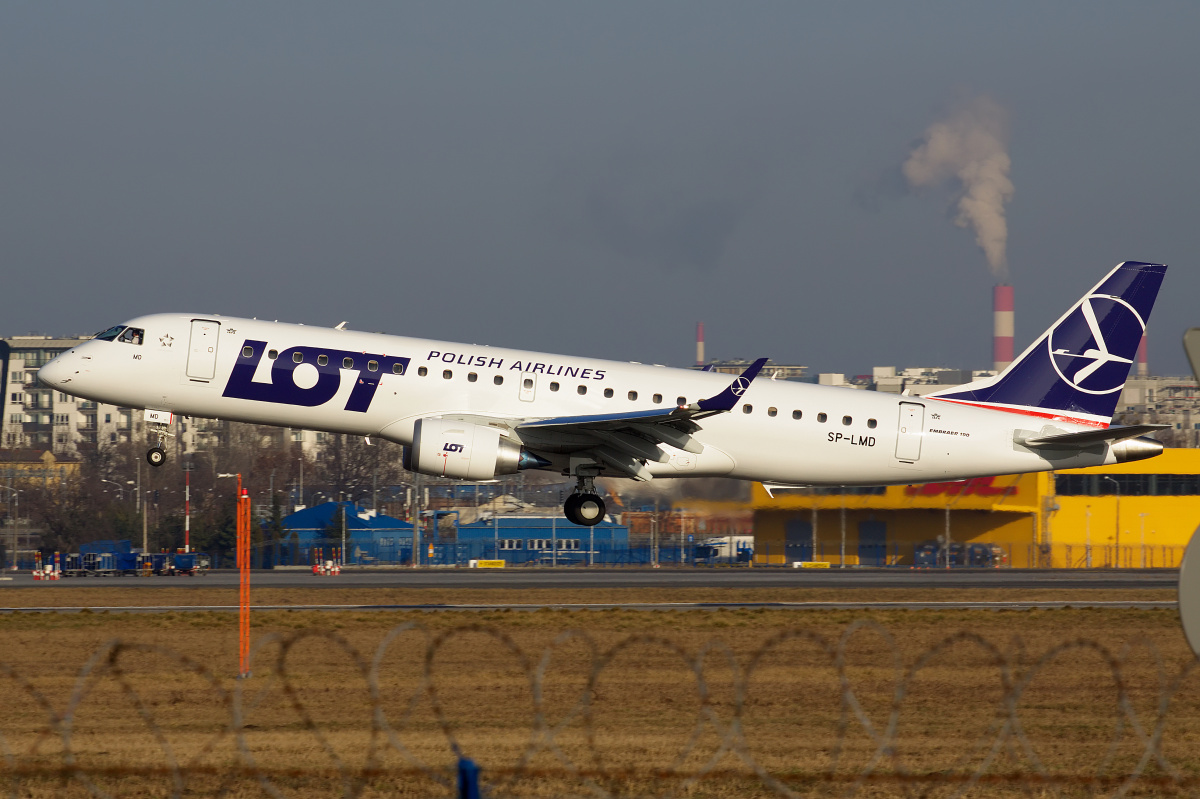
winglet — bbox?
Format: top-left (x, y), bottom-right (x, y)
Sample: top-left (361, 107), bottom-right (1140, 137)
top-left (692, 358), bottom-right (768, 413)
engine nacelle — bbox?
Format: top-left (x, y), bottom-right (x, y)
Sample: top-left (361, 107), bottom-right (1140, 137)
top-left (1111, 435), bottom-right (1164, 464)
top-left (404, 418), bottom-right (532, 480)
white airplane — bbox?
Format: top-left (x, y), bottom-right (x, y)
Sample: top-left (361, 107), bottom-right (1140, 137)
top-left (39, 261), bottom-right (1167, 526)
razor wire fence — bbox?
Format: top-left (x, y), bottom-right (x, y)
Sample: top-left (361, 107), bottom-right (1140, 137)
top-left (3, 622), bottom-right (1200, 798)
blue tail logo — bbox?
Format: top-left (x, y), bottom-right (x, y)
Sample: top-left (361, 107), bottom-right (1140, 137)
top-left (1048, 292), bottom-right (1144, 395)
top-left (929, 261), bottom-right (1166, 426)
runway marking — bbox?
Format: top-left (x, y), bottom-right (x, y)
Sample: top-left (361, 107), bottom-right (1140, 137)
top-left (0, 600), bottom-right (1178, 614)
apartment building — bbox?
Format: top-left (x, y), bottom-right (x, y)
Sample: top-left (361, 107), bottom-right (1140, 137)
top-left (1, 335), bottom-right (331, 458)
top-left (0, 335), bottom-right (131, 452)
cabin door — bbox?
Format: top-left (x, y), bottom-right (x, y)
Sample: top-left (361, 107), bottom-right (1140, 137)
top-left (894, 402), bottom-right (925, 462)
top-left (186, 319), bottom-right (221, 381)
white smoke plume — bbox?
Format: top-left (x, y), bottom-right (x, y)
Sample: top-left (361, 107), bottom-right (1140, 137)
top-left (903, 95), bottom-right (1013, 281)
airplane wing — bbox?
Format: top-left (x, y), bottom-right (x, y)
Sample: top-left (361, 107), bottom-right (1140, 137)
top-left (1020, 424), bottom-right (1170, 448)
top-left (515, 358), bottom-right (768, 480)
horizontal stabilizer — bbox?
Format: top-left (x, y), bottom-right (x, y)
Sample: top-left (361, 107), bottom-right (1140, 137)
top-left (1021, 424), bottom-right (1169, 448)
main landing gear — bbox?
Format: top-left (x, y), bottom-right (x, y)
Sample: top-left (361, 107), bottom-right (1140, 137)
top-left (564, 473), bottom-right (606, 526)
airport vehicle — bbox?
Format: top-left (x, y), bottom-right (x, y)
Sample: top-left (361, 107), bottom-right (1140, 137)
top-left (38, 261), bottom-right (1167, 526)
top-left (694, 535), bottom-right (755, 564)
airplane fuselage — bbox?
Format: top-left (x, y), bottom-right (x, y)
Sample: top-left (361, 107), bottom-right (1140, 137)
top-left (39, 313), bottom-right (1131, 487)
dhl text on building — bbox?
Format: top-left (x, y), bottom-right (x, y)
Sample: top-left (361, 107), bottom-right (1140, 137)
top-left (746, 448), bottom-right (1200, 568)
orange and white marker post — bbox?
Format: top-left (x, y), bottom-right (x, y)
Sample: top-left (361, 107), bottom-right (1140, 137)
top-left (236, 475), bottom-right (251, 678)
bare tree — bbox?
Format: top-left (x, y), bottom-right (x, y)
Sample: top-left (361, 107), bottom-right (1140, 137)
top-left (313, 434), bottom-right (404, 506)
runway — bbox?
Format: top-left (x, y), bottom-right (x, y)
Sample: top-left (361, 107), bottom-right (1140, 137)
top-left (0, 566), bottom-right (1177, 591)
top-left (0, 599), bottom-right (1179, 614)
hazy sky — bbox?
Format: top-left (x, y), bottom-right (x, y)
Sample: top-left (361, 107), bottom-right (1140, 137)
top-left (3, 2), bottom-right (1198, 376)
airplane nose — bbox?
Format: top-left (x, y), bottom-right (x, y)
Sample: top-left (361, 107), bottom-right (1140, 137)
top-left (38, 355), bottom-right (70, 388)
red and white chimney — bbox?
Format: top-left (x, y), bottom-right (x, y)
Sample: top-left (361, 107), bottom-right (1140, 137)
top-left (993, 285), bottom-right (1014, 372)
top-left (1137, 332), bottom-right (1148, 377)
top-left (696, 322), bottom-right (705, 367)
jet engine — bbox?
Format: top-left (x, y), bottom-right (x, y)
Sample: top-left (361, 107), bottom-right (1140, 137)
top-left (1111, 436), bottom-right (1164, 464)
top-left (403, 418), bottom-right (548, 480)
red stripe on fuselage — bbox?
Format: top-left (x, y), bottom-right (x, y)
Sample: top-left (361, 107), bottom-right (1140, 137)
top-left (927, 397), bottom-right (1109, 429)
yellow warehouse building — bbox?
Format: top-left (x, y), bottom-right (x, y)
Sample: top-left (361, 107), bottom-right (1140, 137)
top-left (719, 449), bottom-right (1200, 568)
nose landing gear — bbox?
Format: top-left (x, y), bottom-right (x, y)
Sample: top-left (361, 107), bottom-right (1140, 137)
top-left (146, 420), bottom-right (174, 468)
top-left (563, 473), bottom-right (606, 526)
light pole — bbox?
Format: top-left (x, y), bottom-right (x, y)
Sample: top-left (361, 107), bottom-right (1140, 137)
top-left (1139, 512), bottom-right (1148, 568)
top-left (0, 486), bottom-right (17, 571)
top-left (183, 462), bottom-right (194, 553)
top-left (217, 473), bottom-right (241, 564)
top-left (1103, 476), bottom-right (1121, 567)
top-left (99, 478), bottom-right (134, 502)
top-left (839, 488), bottom-right (846, 568)
top-left (1085, 505), bottom-right (1092, 568)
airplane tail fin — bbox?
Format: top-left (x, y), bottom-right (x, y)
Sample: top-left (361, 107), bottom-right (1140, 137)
top-left (926, 261), bottom-right (1167, 428)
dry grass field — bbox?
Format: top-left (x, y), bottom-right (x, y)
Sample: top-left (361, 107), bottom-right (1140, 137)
top-left (1, 586), bottom-right (1197, 797)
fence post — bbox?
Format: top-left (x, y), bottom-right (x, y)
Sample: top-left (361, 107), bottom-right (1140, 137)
top-left (457, 757), bottom-right (481, 799)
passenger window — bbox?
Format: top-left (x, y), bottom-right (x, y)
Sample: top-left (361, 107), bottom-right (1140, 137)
top-left (792, 410), bottom-right (802, 420)
top-left (742, 404), bottom-right (753, 414)
top-left (494, 375), bottom-right (503, 386)
top-left (242, 346), bottom-right (255, 358)
top-left (269, 350), bottom-right (278, 360)
top-left (523, 378), bottom-right (533, 389)
top-left (817, 413), bottom-right (827, 423)
top-left (868, 418), bottom-right (877, 429)
top-left (317, 354), bottom-right (328, 366)
top-left (843, 416), bottom-right (852, 425)
top-left (369, 360), bottom-right (379, 372)
top-left (604, 388), bottom-right (614, 398)
top-left (468, 372), bottom-right (478, 382)
top-left (292, 352), bottom-right (304, 363)
top-left (392, 363), bottom-right (404, 375)
top-left (677, 396), bottom-right (686, 406)
top-left (343, 357), bottom-right (354, 368)
top-left (628, 391), bottom-right (638, 401)
top-left (653, 393), bottom-right (662, 403)
top-left (443, 370), bottom-right (453, 379)
top-left (768, 407), bottom-right (777, 417)
top-left (549, 382), bottom-right (559, 391)
top-left (578, 385), bottom-right (587, 395)
top-left (418, 367), bottom-right (428, 377)
top-left (118, 327), bottom-right (144, 345)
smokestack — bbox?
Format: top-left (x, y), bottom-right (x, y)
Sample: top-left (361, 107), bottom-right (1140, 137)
top-left (1137, 333), bottom-right (1148, 377)
top-left (696, 322), bottom-right (705, 367)
top-left (993, 284), bottom-right (1014, 372)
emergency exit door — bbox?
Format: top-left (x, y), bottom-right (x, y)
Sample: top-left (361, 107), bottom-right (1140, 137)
top-left (519, 371), bottom-right (536, 402)
top-left (894, 402), bottom-right (925, 462)
top-left (186, 319), bottom-right (221, 380)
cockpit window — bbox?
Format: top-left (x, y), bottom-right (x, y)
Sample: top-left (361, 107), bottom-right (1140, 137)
top-left (93, 325), bottom-right (126, 341)
top-left (118, 327), bottom-right (144, 345)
